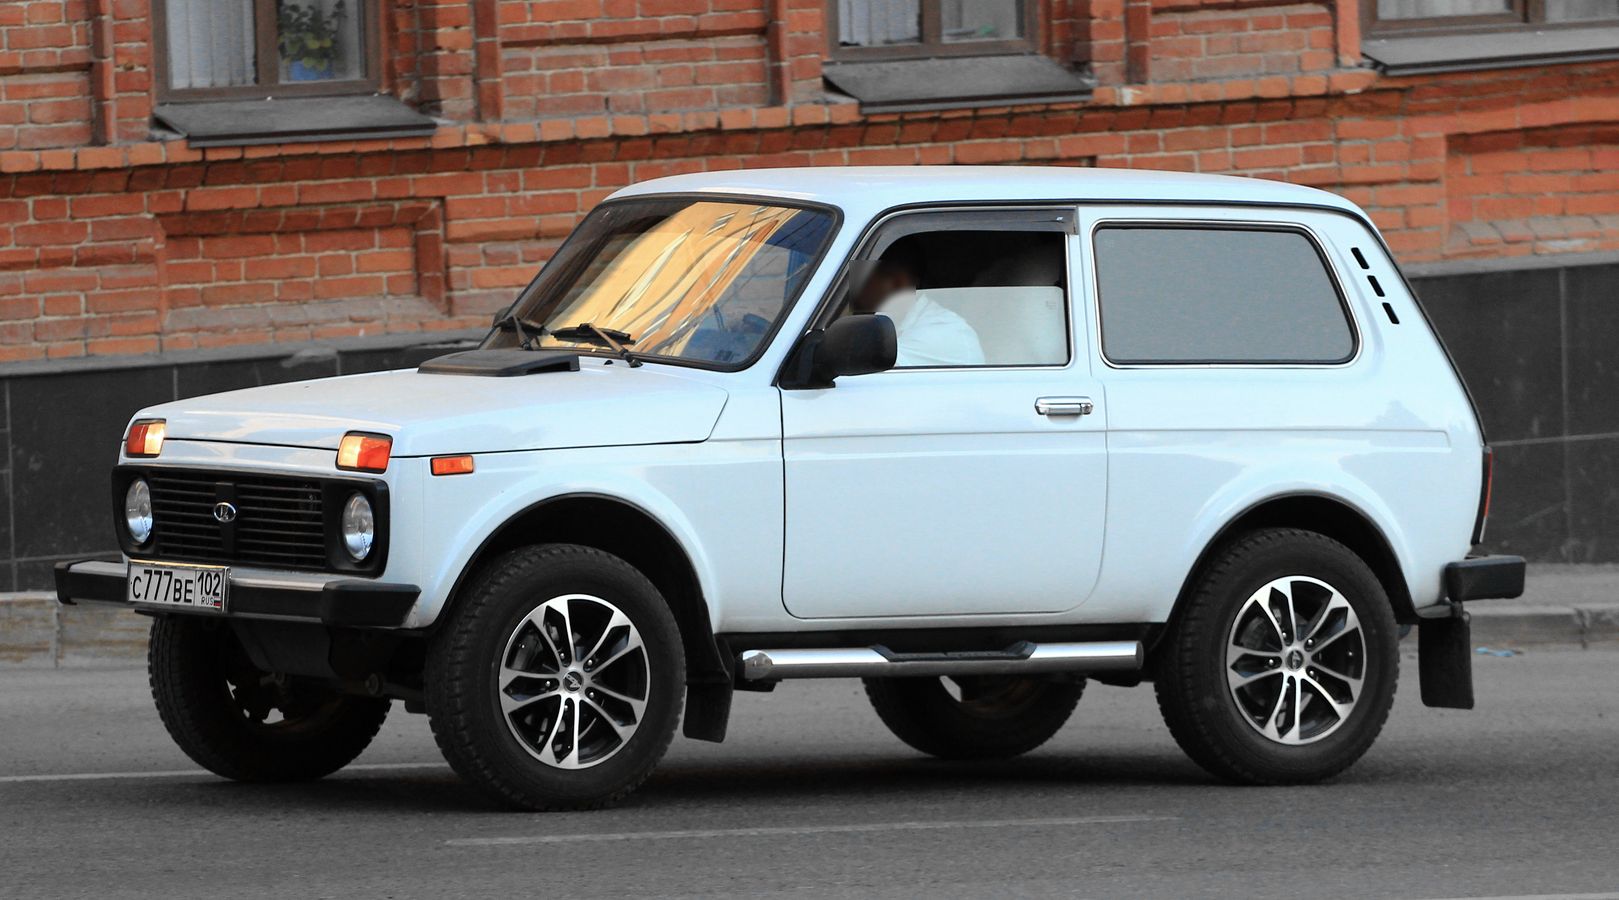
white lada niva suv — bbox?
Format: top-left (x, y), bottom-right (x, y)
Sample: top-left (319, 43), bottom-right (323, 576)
top-left (57, 167), bottom-right (1525, 810)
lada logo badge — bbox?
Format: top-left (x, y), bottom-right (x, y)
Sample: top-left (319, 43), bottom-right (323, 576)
top-left (212, 501), bottom-right (238, 524)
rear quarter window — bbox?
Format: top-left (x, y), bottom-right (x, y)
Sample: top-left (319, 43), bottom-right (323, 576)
top-left (1093, 225), bottom-right (1356, 365)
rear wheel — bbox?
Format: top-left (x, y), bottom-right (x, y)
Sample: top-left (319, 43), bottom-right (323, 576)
top-left (864, 675), bottom-right (1083, 760)
top-left (1154, 528), bottom-right (1399, 784)
top-left (426, 544), bottom-right (685, 810)
top-left (148, 616), bottom-right (389, 782)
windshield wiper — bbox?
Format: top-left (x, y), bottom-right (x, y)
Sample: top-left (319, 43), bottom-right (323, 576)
top-left (491, 310), bottom-right (547, 349)
top-left (550, 322), bottom-right (642, 367)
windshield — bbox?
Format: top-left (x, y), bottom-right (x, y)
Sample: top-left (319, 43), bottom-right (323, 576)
top-left (489, 197), bottom-right (836, 367)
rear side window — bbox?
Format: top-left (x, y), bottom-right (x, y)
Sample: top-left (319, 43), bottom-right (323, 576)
top-left (1093, 225), bottom-right (1355, 365)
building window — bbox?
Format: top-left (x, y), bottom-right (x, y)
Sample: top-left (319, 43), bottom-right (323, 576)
top-left (1368, 0), bottom-right (1619, 33)
top-left (831, 0), bottom-right (1036, 58)
top-left (155, 0), bottom-right (379, 100)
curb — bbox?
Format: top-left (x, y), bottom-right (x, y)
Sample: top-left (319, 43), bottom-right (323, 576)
top-left (6, 591), bottom-right (1619, 669)
top-left (1, 594), bottom-right (149, 668)
top-left (1469, 603), bottom-right (1619, 648)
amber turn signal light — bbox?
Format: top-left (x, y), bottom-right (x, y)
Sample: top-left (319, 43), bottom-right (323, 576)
top-left (431, 455), bottom-right (475, 476)
top-left (125, 419), bottom-right (166, 458)
top-left (336, 432), bottom-right (392, 473)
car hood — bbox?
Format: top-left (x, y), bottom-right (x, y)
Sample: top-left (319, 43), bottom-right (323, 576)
top-left (143, 363), bottom-right (730, 457)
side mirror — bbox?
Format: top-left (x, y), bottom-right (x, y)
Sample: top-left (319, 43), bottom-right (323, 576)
top-left (807, 314), bottom-right (897, 386)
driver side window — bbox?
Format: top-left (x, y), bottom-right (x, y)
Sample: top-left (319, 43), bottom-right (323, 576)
top-left (842, 220), bottom-right (1071, 369)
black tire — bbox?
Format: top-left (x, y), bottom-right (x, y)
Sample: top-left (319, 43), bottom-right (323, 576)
top-left (1154, 527), bottom-right (1399, 785)
top-left (148, 615), bottom-right (390, 782)
top-left (425, 544), bottom-right (685, 811)
top-left (864, 675), bottom-right (1083, 760)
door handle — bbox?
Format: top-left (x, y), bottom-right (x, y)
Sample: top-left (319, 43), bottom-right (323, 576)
top-left (1035, 396), bottom-right (1094, 417)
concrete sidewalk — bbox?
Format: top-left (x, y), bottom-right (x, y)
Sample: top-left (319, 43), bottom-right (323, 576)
top-left (1464, 563), bottom-right (1619, 648)
top-left (4, 564), bottom-right (1617, 668)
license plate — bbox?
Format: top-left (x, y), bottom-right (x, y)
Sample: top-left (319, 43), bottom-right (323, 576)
top-left (126, 562), bottom-right (229, 612)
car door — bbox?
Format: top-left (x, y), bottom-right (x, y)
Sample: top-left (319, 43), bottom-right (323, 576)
top-left (1074, 205), bottom-right (1393, 623)
top-left (779, 206), bottom-right (1108, 619)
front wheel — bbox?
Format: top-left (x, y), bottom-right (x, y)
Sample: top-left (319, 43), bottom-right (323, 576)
top-left (1154, 528), bottom-right (1399, 785)
top-left (148, 616), bottom-right (390, 782)
top-left (426, 544), bottom-right (685, 811)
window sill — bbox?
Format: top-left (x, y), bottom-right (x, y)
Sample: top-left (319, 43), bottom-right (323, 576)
top-left (153, 94), bottom-right (438, 148)
top-left (822, 54), bottom-right (1095, 115)
top-left (1363, 26), bottom-right (1619, 76)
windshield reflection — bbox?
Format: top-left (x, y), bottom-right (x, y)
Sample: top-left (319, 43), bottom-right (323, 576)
top-left (495, 198), bottom-right (835, 367)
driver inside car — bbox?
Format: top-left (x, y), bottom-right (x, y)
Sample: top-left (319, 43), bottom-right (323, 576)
top-left (849, 248), bottom-right (985, 368)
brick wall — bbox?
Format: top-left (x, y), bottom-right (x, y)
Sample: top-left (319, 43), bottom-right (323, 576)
top-left (1148, 2), bottom-right (1335, 83)
top-left (501, 34), bottom-right (772, 119)
top-left (0, 1), bottom-right (94, 151)
top-left (0, 0), bottom-right (1617, 360)
top-left (1446, 124), bottom-right (1619, 259)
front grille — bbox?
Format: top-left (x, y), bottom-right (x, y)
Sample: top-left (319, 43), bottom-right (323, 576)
top-left (148, 471), bottom-right (329, 570)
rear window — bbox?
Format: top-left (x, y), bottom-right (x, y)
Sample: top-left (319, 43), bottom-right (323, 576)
top-left (1093, 226), bottom-right (1355, 365)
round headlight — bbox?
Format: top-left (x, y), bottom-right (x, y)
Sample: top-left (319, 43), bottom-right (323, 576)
top-left (341, 493), bottom-right (374, 561)
top-left (125, 479), bottom-right (152, 545)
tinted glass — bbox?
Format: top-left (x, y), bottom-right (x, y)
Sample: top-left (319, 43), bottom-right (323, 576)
top-left (1545, 0), bottom-right (1619, 20)
top-left (842, 228), bottom-right (1068, 368)
top-left (166, 0), bottom-right (258, 89)
top-left (838, 0), bottom-right (921, 47)
top-left (943, 0), bottom-right (1024, 42)
top-left (496, 199), bottom-right (835, 368)
top-left (1094, 227), bottom-right (1354, 364)
top-left (1376, 0), bottom-right (1509, 18)
top-left (278, 0), bottom-right (366, 82)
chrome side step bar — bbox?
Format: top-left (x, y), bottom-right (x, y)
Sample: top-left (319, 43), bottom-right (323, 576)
top-left (738, 640), bottom-right (1143, 682)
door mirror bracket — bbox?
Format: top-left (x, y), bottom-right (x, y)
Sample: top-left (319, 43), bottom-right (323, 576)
top-left (783, 314), bottom-right (897, 389)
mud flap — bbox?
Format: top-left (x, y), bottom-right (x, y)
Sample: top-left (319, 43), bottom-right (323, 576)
top-left (1418, 606), bottom-right (1474, 710)
top-left (683, 681), bottom-right (733, 743)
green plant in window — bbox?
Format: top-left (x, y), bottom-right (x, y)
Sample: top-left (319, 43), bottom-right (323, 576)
top-left (278, 0), bottom-right (347, 80)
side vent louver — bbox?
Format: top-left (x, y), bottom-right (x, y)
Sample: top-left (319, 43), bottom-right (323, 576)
top-left (1352, 247), bottom-right (1400, 325)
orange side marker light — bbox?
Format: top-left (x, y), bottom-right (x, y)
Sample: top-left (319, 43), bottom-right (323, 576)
top-left (431, 455), bottom-right (475, 476)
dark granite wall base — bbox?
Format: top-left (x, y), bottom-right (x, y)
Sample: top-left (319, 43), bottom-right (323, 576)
top-left (0, 334), bottom-right (478, 592)
top-left (1413, 258), bottom-right (1619, 564)
top-left (2, 258), bottom-right (1616, 591)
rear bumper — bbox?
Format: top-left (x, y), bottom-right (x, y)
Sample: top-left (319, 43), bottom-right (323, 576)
top-left (1443, 554), bottom-right (1527, 603)
top-left (1415, 554), bottom-right (1527, 711)
top-left (54, 557), bottom-right (420, 629)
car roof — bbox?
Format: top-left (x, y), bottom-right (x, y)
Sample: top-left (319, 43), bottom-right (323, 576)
top-left (607, 166), bottom-right (1364, 219)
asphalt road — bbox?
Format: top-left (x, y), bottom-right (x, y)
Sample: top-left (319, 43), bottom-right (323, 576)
top-left (3, 647), bottom-right (1618, 900)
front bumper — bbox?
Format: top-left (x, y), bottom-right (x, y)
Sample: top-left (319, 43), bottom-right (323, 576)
top-left (54, 557), bottom-right (421, 629)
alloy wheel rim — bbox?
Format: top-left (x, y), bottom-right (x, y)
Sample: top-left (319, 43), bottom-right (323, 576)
top-left (1225, 575), bottom-right (1365, 745)
top-left (498, 593), bottom-right (650, 769)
